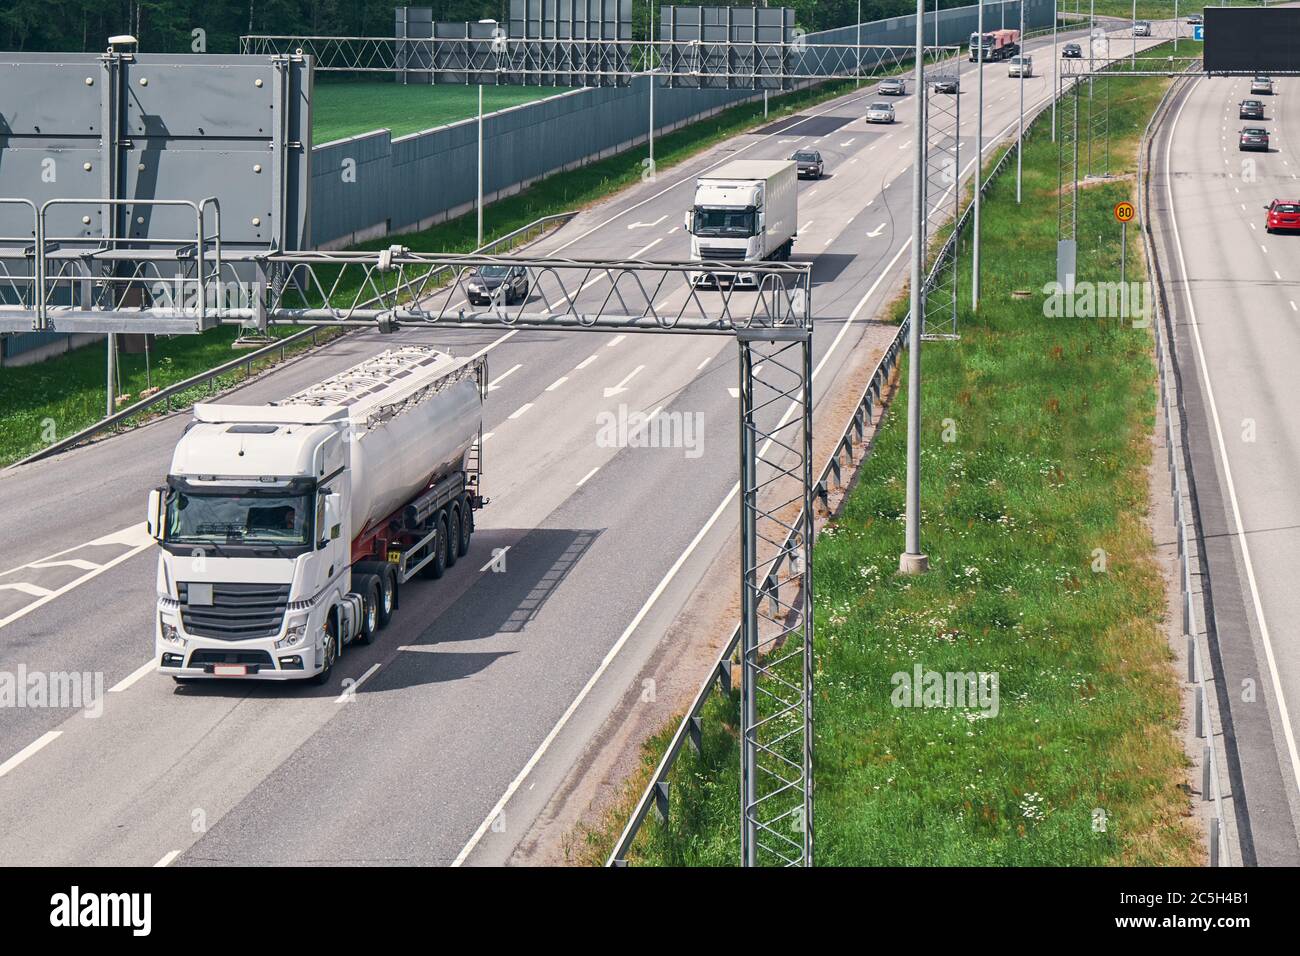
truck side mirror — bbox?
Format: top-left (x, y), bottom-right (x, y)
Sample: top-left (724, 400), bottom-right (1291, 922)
top-left (321, 492), bottom-right (342, 548)
top-left (683, 210), bottom-right (692, 232)
top-left (146, 488), bottom-right (166, 541)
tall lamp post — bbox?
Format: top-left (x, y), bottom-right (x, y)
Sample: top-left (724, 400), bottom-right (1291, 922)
top-left (476, 18), bottom-right (499, 249)
top-left (901, 0), bottom-right (929, 576)
top-left (972, 0), bottom-right (985, 311)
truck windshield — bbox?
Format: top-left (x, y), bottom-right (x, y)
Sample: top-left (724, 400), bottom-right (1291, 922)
top-left (166, 490), bottom-right (313, 546)
top-left (693, 207), bottom-right (757, 238)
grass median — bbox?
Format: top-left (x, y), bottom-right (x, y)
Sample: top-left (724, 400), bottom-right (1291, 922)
top-left (577, 50), bottom-right (1201, 866)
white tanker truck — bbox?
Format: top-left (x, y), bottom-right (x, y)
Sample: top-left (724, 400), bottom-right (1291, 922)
top-left (145, 346), bottom-right (487, 685)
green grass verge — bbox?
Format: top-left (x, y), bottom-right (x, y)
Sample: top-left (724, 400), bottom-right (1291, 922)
top-left (575, 49), bottom-right (1201, 867)
top-left (313, 80), bottom-right (570, 143)
top-left (1079, 0), bottom-right (1266, 20)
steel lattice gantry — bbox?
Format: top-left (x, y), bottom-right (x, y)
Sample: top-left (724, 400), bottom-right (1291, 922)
top-left (0, 243), bottom-right (818, 865)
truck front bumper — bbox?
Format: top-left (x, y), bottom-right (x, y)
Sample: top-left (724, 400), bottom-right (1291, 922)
top-left (156, 619), bottom-right (323, 681)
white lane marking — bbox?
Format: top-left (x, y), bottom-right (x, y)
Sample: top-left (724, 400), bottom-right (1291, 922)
top-left (487, 363), bottom-right (522, 391)
top-left (108, 658), bottom-right (158, 694)
top-left (627, 215), bottom-right (668, 230)
top-left (508, 403), bottom-right (534, 420)
top-left (846, 214), bottom-right (856, 225)
top-left (545, 376), bottom-right (569, 391)
top-left (576, 354), bottom-right (598, 370)
top-left (668, 226), bottom-right (680, 235)
top-left (0, 582), bottom-right (54, 598)
top-left (479, 546), bottom-right (510, 573)
top-left (29, 559), bottom-right (101, 572)
top-left (1250, 221), bottom-right (1257, 230)
top-left (867, 223), bottom-right (886, 238)
top-left (696, 355), bottom-right (712, 370)
top-left (1262, 244), bottom-right (1268, 253)
top-left (482, 432), bottom-right (495, 442)
top-left (0, 731), bottom-right (61, 780)
top-left (1165, 77), bottom-right (1300, 803)
top-left (397, 645), bottom-right (440, 653)
top-left (607, 335), bottom-right (626, 348)
top-left (1291, 301), bottom-right (1298, 312)
top-left (1276, 270), bottom-right (1282, 280)
top-left (603, 364), bottom-right (645, 398)
top-left (336, 663), bottom-right (381, 703)
top-left (801, 220), bottom-right (815, 231)
top-left (0, 527), bottom-right (154, 632)
top-left (633, 237), bottom-right (663, 257)
top-left (898, 141), bottom-right (911, 150)
top-left (727, 387), bottom-right (740, 399)
top-left (841, 138), bottom-right (856, 147)
top-left (154, 850), bottom-right (181, 868)
top-left (467, 329), bottom-right (518, 361)
top-left (576, 467), bottom-right (600, 487)
top-left (807, 189), bottom-right (819, 198)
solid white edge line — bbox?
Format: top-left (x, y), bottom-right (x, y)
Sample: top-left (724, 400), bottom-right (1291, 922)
top-left (0, 731), bottom-right (61, 780)
top-left (1164, 76), bottom-right (1300, 798)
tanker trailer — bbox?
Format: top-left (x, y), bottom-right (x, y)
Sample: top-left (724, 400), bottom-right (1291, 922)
top-left (145, 346), bottom-right (487, 685)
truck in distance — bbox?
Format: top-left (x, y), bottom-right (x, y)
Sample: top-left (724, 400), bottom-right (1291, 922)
top-left (147, 346), bottom-right (487, 685)
top-left (686, 159), bottom-right (798, 288)
top-left (970, 28), bottom-right (1020, 62)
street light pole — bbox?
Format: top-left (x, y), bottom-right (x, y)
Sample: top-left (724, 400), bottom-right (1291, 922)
top-left (972, 0), bottom-right (985, 311)
top-left (1131, 0), bottom-right (1136, 67)
top-left (1052, 0), bottom-right (1058, 141)
top-left (856, 0), bottom-right (862, 86)
top-left (477, 82), bottom-right (484, 248)
top-left (1017, 0), bottom-right (1024, 203)
top-left (901, 0), bottom-right (929, 576)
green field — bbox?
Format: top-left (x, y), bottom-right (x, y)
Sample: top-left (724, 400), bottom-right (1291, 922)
top-left (578, 50), bottom-right (1201, 867)
top-left (312, 81), bottom-right (570, 143)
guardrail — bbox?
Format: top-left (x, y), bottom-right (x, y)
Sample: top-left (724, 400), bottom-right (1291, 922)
top-left (4, 211), bottom-right (578, 470)
top-left (1137, 61), bottom-right (1233, 866)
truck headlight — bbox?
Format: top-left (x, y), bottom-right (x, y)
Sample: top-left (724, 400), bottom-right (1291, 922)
top-left (160, 618), bottom-right (186, 646)
top-left (276, 621), bottom-right (308, 649)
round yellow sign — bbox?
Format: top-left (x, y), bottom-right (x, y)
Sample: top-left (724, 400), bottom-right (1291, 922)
top-left (1114, 201), bottom-right (1135, 223)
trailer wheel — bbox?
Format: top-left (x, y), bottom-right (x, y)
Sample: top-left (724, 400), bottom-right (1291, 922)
top-left (422, 513), bottom-right (449, 580)
top-left (377, 570), bottom-right (395, 628)
top-left (355, 577), bottom-right (380, 645)
top-left (447, 507), bottom-right (461, 568)
top-left (457, 497), bottom-right (472, 557)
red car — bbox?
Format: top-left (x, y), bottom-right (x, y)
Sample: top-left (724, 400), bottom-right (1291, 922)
top-left (1265, 200), bottom-right (1300, 233)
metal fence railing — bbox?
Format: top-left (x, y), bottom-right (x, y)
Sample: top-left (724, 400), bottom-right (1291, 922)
top-left (5, 211), bottom-right (577, 470)
top-left (1137, 64), bottom-right (1234, 867)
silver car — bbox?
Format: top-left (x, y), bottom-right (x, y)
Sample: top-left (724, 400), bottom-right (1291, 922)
top-left (1251, 74), bottom-right (1274, 95)
top-left (865, 101), bottom-right (896, 123)
top-left (878, 77), bottom-right (906, 96)
top-left (1133, 21), bottom-right (1151, 37)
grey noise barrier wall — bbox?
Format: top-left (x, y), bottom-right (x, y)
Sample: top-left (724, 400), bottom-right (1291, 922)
top-left (308, 0), bottom-right (1051, 250)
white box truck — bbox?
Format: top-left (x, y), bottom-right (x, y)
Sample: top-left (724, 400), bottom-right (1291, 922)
top-left (686, 159), bottom-right (798, 288)
top-left (145, 346), bottom-right (487, 685)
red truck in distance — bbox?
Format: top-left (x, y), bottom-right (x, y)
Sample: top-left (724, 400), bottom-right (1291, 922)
top-left (970, 28), bottom-right (1021, 62)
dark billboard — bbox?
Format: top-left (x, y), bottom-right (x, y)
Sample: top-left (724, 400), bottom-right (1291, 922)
top-left (1204, 7), bottom-right (1300, 73)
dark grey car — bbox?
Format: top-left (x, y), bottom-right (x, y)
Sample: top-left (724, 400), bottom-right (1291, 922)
top-left (931, 75), bottom-right (960, 94)
top-left (792, 149), bottom-right (824, 179)
top-left (1062, 42), bottom-right (1082, 58)
top-left (1240, 100), bottom-right (1265, 120)
top-left (466, 265), bottom-right (529, 306)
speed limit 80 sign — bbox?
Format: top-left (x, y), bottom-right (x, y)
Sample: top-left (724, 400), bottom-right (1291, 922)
top-left (1114, 201), bottom-right (1135, 223)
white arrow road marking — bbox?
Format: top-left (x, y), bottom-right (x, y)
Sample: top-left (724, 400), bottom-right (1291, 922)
top-left (627, 215), bottom-right (667, 230)
top-left (603, 365), bottom-right (645, 398)
top-left (0, 731), bottom-right (61, 780)
top-left (867, 223), bottom-right (886, 238)
top-left (840, 138), bottom-right (856, 147)
top-left (487, 363), bottom-right (522, 390)
top-left (29, 559), bottom-right (101, 572)
top-left (0, 582), bottom-right (54, 598)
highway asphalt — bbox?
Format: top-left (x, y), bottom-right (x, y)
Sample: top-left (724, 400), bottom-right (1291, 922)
top-left (1150, 71), bottom-right (1300, 865)
top-left (0, 24), bottom-right (1163, 866)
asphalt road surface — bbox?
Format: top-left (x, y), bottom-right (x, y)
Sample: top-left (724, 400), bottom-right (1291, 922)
top-left (0, 24), bottom-right (1164, 866)
top-left (1150, 71), bottom-right (1300, 865)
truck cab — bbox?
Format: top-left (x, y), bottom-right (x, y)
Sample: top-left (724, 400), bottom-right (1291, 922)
top-left (686, 159), bottom-right (797, 288)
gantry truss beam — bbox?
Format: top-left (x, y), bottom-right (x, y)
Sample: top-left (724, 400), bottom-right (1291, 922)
top-left (239, 33), bottom-right (958, 85)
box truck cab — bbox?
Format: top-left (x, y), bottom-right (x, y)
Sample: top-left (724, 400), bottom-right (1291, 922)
top-left (147, 346), bottom-right (486, 685)
top-left (685, 159), bottom-right (798, 288)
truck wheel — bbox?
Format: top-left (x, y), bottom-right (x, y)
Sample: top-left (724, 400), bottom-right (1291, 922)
top-left (355, 578), bottom-right (380, 645)
top-left (457, 498), bottom-right (472, 557)
top-left (447, 507), bottom-right (461, 568)
top-left (377, 570), bottom-right (395, 628)
top-left (312, 617), bottom-right (338, 686)
top-left (426, 514), bottom-right (449, 580)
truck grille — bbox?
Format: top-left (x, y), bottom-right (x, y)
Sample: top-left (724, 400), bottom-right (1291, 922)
top-left (179, 582), bottom-right (290, 641)
top-left (697, 247), bottom-right (746, 261)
